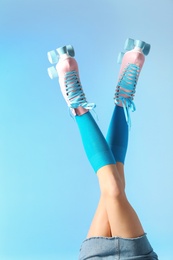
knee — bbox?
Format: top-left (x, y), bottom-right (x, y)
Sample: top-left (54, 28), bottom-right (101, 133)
top-left (97, 164), bottom-right (126, 201)
top-left (101, 176), bottom-right (125, 201)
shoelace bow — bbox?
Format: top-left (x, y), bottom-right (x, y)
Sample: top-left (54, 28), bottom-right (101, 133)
top-left (115, 63), bottom-right (140, 127)
top-left (65, 70), bottom-right (95, 110)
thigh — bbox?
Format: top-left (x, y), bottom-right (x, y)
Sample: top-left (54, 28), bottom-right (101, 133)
top-left (97, 164), bottom-right (144, 238)
top-left (87, 196), bottom-right (111, 238)
top-left (87, 163), bottom-right (125, 239)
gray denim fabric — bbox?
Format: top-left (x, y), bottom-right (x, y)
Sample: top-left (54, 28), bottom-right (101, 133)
top-left (79, 234), bottom-right (158, 259)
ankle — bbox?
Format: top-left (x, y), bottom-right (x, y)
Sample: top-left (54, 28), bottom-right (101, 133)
top-left (75, 107), bottom-right (89, 116)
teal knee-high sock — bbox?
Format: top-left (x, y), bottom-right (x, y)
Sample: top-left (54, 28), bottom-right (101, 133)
top-left (106, 106), bottom-right (128, 164)
top-left (75, 112), bottom-right (116, 173)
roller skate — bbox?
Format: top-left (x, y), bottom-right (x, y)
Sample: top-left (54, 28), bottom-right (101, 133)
top-left (115, 38), bottom-right (151, 127)
top-left (47, 45), bottom-right (95, 115)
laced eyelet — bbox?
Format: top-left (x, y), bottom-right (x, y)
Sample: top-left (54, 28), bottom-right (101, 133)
top-left (114, 63), bottom-right (140, 128)
top-left (64, 70), bottom-right (95, 110)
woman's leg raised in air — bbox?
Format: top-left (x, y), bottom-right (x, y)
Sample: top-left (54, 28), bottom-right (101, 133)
top-left (91, 40), bottom-right (149, 238)
top-left (52, 44), bottom-right (145, 239)
top-left (53, 46), bottom-right (116, 237)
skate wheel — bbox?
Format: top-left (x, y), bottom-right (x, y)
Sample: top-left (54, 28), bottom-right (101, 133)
top-left (117, 52), bottom-right (125, 64)
top-left (134, 40), bottom-right (145, 50)
top-left (47, 66), bottom-right (58, 79)
top-left (47, 50), bottom-right (59, 64)
top-left (57, 46), bottom-right (67, 56)
top-left (143, 43), bottom-right (151, 56)
top-left (66, 45), bottom-right (75, 57)
top-left (124, 38), bottom-right (134, 51)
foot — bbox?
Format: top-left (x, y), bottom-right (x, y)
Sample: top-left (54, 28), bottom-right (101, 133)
top-left (47, 45), bottom-right (95, 116)
top-left (115, 38), bottom-right (151, 126)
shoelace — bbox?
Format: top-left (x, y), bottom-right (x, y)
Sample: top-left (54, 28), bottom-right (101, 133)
top-left (65, 70), bottom-right (95, 110)
top-left (115, 63), bottom-right (140, 127)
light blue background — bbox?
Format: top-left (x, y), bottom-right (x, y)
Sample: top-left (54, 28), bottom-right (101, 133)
top-left (0, 0), bottom-right (173, 259)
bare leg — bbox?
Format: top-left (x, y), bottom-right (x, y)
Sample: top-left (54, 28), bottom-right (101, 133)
top-left (87, 162), bottom-right (125, 238)
top-left (97, 164), bottom-right (144, 238)
top-left (87, 196), bottom-right (111, 238)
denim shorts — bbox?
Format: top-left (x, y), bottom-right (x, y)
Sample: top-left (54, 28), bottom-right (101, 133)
top-left (79, 234), bottom-right (158, 259)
